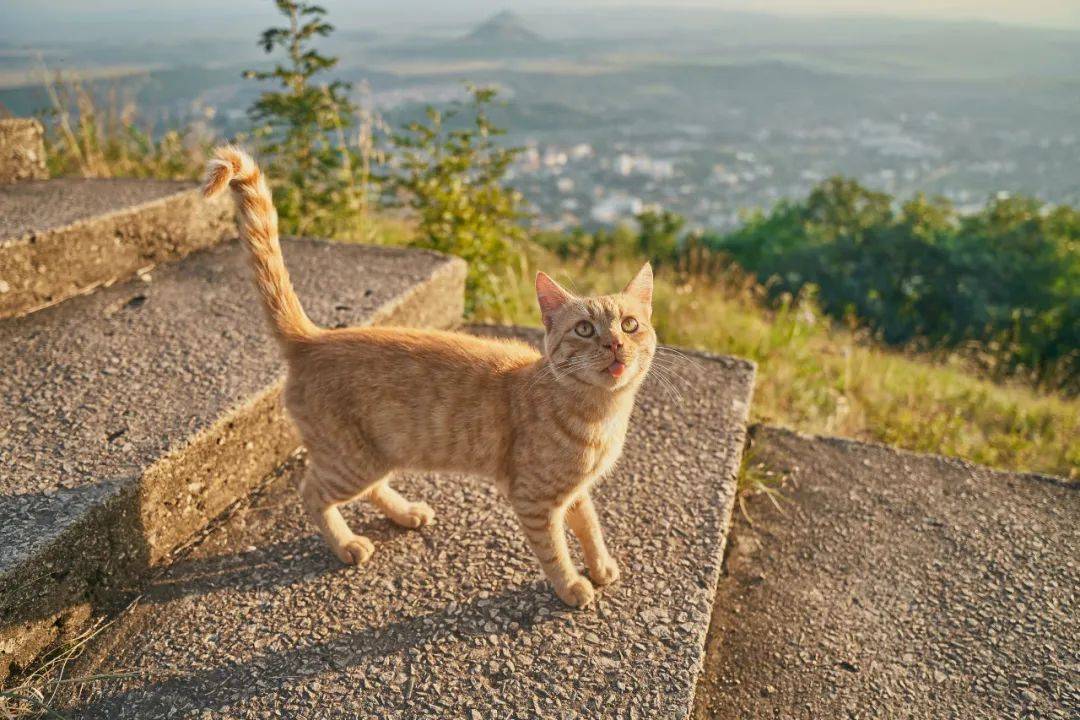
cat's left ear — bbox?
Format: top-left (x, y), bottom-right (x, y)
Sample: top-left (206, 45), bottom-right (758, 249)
top-left (536, 271), bottom-right (574, 330)
top-left (623, 262), bottom-right (653, 313)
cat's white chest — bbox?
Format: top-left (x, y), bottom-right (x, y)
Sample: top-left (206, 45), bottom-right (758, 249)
top-left (588, 442), bottom-right (622, 480)
top-left (582, 414), bottom-right (629, 480)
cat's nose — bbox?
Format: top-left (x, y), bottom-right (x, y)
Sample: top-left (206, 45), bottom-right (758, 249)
top-left (605, 338), bottom-right (623, 350)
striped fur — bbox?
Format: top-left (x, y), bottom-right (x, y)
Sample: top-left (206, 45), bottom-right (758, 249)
top-left (204, 146), bottom-right (316, 343)
top-left (204, 147), bottom-right (656, 607)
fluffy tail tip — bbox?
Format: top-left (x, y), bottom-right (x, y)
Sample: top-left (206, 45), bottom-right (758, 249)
top-left (202, 145), bottom-right (253, 199)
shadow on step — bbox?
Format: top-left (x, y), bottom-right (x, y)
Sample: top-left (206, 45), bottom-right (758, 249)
top-left (139, 497), bottom-right (449, 606)
top-left (0, 480), bottom-right (153, 681)
top-left (138, 535), bottom-right (339, 604)
top-left (69, 582), bottom-right (559, 717)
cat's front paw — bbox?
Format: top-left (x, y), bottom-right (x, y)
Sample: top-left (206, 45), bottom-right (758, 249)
top-left (589, 556), bottom-right (621, 586)
top-left (555, 576), bottom-right (596, 608)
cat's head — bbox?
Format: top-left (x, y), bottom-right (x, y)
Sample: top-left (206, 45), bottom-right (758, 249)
top-left (535, 264), bottom-right (656, 392)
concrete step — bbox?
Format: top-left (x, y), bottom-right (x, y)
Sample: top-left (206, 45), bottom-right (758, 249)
top-left (0, 178), bottom-right (233, 318)
top-left (695, 426), bottom-right (1076, 720)
top-left (0, 119), bottom-right (48, 184)
top-left (0, 239), bottom-right (466, 682)
top-left (64, 327), bottom-right (756, 720)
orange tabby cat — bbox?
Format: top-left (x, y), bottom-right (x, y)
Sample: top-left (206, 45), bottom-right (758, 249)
top-left (204, 146), bottom-right (655, 607)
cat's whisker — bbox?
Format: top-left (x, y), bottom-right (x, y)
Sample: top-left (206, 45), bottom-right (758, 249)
top-left (649, 352), bottom-right (694, 374)
top-left (648, 369), bottom-right (691, 403)
top-left (647, 368), bottom-right (685, 404)
top-left (648, 354), bottom-right (687, 370)
top-left (648, 360), bottom-right (691, 382)
top-left (644, 361), bottom-right (688, 404)
top-left (525, 363), bottom-right (559, 393)
top-left (529, 355), bottom-right (598, 392)
top-left (655, 345), bottom-right (703, 369)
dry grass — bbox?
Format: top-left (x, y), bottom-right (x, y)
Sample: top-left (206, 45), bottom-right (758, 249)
top-left (653, 275), bottom-right (1079, 479)
top-left (39, 71), bottom-right (211, 181)
top-left (735, 445), bottom-right (788, 527)
top-left (0, 610), bottom-right (142, 719)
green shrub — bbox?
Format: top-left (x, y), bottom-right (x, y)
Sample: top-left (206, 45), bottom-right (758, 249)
top-left (387, 86), bottom-right (528, 313)
top-left (244, 0), bottom-right (368, 238)
top-left (708, 178), bottom-right (1080, 392)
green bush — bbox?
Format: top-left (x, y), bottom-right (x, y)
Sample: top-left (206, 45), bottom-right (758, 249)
top-left (707, 178), bottom-right (1080, 392)
top-left (387, 86), bottom-right (528, 312)
top-left (635, 208), bottom-right (686, 267)
top-left (244, 0), bottom-right (366, 237)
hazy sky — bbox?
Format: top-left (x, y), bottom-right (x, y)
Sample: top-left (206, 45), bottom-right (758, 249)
top-left (3, 0), bottom-right (1079, 42)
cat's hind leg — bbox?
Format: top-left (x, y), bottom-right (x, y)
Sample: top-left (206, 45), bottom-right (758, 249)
top-left (366, 481), bottom-right (435, 529)
top-left (299, 454), bottom-right (382, 565)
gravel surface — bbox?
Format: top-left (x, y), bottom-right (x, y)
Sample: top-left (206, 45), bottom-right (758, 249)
top-left (694, 425), bottom-right (1078, 720)
top-left (67, 330), bottom-right (755, 719)
top-left (0, 178), bottom-right (233, 318)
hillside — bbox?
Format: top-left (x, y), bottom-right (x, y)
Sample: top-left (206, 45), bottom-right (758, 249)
top-left (464, 11), bottom-right (542, 44)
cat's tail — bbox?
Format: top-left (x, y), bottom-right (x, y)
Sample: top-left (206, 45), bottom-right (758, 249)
top-left (203, 145), bottom-right (318, 345)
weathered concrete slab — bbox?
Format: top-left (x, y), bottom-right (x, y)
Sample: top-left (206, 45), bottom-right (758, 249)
top-left (694, 425), bottom-right (1078, 720)
top-left (0, 239), bottom-right (466, 681)
top-left (0, 119), bottom-right (47, 184)
top-left (0, 178), bottom-right (233, 318)
top-left (64, 327), bottom-right (756, 719)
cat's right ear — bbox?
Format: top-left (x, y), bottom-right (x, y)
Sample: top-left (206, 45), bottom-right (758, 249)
top-left (536, 272), bottom-right (573, 330)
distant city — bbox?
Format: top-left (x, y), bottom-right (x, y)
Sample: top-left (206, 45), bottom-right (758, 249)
top-left (502, 113), bottom-right (1079, 231)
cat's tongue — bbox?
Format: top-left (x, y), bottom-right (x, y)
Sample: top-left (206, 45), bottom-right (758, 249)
top-left (607, 360), bottom-right (626, 377)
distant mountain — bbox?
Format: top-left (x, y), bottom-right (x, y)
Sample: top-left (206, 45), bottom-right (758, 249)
top-left (464, 11), bottom-right (541, 44)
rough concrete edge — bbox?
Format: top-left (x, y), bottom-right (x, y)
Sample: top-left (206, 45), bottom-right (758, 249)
top-left (749, 424), bottom-right (1074, 489)
top-left (679, 354), bottom-right (757, 720)
top-left (1, 183), bottom-right (207, 249)
top-left (0, 119), bottom-right (47, 184)
top-left (368, 252), bottom-right (468, 329)
top-left (0, 244), bottom-right (466, 684)
top-left (0, 186), bottom-right (233, 319)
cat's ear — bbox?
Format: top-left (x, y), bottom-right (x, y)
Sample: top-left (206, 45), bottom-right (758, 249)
top-left (623, 262), bottom-right (653, 311)
top-left (536, 271), bottom-right (573, 330)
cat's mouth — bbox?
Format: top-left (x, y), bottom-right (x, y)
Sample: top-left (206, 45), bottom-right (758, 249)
top-left (606, 359), bottom-right (626, 377)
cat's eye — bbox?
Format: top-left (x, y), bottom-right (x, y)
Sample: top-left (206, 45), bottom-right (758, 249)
top-left (574, 320), bottom-right (595, 338)
top-left (621, 317), bottom-right (639, 333)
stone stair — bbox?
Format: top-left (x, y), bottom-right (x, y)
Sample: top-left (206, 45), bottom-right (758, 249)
top-left (0, 121), bottom-right (759, 720)
top-left (695, 426), bottom-right (1077, 719)
top-left (59, 329), bottom-right (755, 719)
top-left (0, 125), bottom-right (468, 683)
top-left (0, 238), bottom-right (465, 681)
top-left (0, 176), bottom-right (234, 318)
